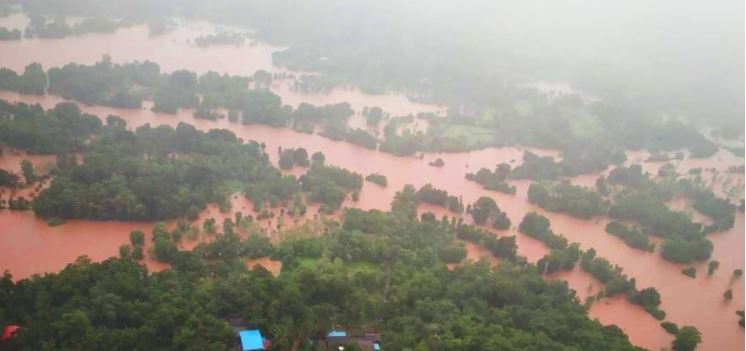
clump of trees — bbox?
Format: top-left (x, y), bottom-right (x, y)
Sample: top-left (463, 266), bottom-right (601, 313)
top-left (362, 106), bottom-right (385, 126)
top-left (33, 121), bottom-right (279, 221)
top-left (605, 221), bottom-right (655, 252)
top-left (0, 168), bottom-right (19, 187)
top-left (609, 191), bottom-right (712, 263)
top-left (518, 212), bottom-right (568, 250)
top-left (0, 63), bottom-right (47, 95)
top-left (416, 184), bottom-right (463, 213)
top-left (0, 27), bottom-right (22, 40)
top-left (468, 196), bottom-right (511, 230)
top-left (365, 173), bottom-right (387, 187)
top-left (465, 162), bottom-right (516, 194)
top-left (0, 101), bottom-right (101, 154)
top-left (24, 15), bottom-right (128, 39)
top-left (278, 147), bottom-right (310, 169)
top-left (194, 31), bottom-right (245, 47)
top-left (299, 163), bottom-right (363, 212)
top-left (672, 326), bottom-right (702, 351)
top-left (681, 267), bottom-right (696, 278)
top-left (527, 181), bottom-right (607, 219)
top-left (428, 158), bottom-right (444, 167)
top-left (456, 223), bottom-right (518, 260)
top-left (687, 188), bottom-right (736, 232)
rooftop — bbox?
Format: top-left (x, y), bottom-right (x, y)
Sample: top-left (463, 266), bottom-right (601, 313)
top-left (239, 329), bottom-right (264, 351)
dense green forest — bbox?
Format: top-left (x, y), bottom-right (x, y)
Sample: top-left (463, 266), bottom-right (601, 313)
top-left (0, 99), bottom-right (363, 220)
top-left (0, 200), bottom-right (650, 351)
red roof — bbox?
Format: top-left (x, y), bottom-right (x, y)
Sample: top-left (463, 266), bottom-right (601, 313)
top-left (2, 325), bottom-right (19, 341)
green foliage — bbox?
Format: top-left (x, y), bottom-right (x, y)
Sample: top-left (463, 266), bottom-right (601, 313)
top-left (24, 15), bottom-right (127, 39)
top-left (20, 159), bottom-right (35, 184)
top-left (708, 260), bottom-right (720, 276)
top-left (8, 196), bottom-right (31, 210)
top-left (0, 27), bottom-right (22, 40)
top-left (298, 163), bottom-right (362, 210)
top-left (428, 158), bottom-right (444, 167)
top-left (391, 185), bottom-right (419, 220)
top-left (0, 168), bottom-right (19, 187)
top-left (528, 181), bottom-right (607, 219)
top-left (465, 162), bottom-right (516, 194)
top-left (660, 237), bottom-right (713, 264)
top-left (510, 151), bottom-right (563, 181)
top-left (46, 217), bottom-right (66, 226)
top-left (33, 122), bottom-right (277, 220)
top-left (363, 106), bottom-right (384, 126)
top-left (0, 201), bottom-right (645, 351)
top-left (0, 63), bottom-right (47, 95)
top-left (607, 164), bottom-right (676, 200)
top-left (681, 267), bottom-right (696, 278)
top-left (464, 196), bottom-right (512, 230)
top-left (688, 188), bottom-right (736, 232)
top-left (0, 101), bottom-right (102, 154)
top-left (672, 326), bottom-right (701, 351)
top-left (417, 184), bottom-right (464, 213)
top-left (518, 213), bottom-right (568, 250)
top-left (610, 191), bottom-right (711, 263)
top-left (456, 224), bottom-right (518, 260)
top-left (365, 173), bottom-right (388, 187)
top-left (579, 250), bottom-right (633, 296)
top-left (129, 230), bottom-right (145, 246)
top-left (537, 243), bottom-right (580, 274)
top-left (311, 151), bottom-right (325, 165)
top-left (724, 289), bottom-right (733, 300)
top-left (345, 128), bottom-right (377, 150)
top-left (278, 147), bottom-right (309, 169)
top-left (661, 321), bottom-right (679, 335)
top-left (605, 221), bottom-right (655, 252)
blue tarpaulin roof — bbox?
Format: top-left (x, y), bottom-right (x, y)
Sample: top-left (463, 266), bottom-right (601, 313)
top-left (239, 329), bottom-right (264, 351)
top-left (373, 341), bottom-right (381, 350)
top-left (327, 330), bottom-right (347, 338)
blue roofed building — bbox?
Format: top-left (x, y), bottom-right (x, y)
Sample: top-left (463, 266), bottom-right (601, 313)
top-left (238, 329), bottom-right (265, 351)
top-left (327, 330), bottom-right (347, 338)
top-left (324, 329), bottom-right (348, 349)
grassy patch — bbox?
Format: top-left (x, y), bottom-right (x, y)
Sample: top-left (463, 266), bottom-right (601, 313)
top-left (439, 124), bottom-right (495, 148)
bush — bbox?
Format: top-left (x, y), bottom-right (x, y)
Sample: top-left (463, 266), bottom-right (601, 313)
top-left (681, 267), bottom-right (696, 278)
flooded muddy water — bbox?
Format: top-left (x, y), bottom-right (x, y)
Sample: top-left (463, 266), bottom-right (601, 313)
top-left (0, 12), bottom-right (743, 350)
top-left (0, 90), bottom-right (741, 349)
top-left (0, 13), bottom-right (442, 117)
top-left (0, 89), bottom-right (743, 350)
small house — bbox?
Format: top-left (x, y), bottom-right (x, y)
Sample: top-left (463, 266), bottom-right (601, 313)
top-left (238, 329), bottom-right (268, 351)
top-left (325, 329), bottom-right (348, 349)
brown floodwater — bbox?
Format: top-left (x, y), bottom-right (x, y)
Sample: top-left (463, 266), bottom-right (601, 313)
top-left (0, 90), bottom-right (742, 350)
top-left (0, 13), bottom-right (743, 349)
top-left (0, 13), bottom-right (442, 117)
